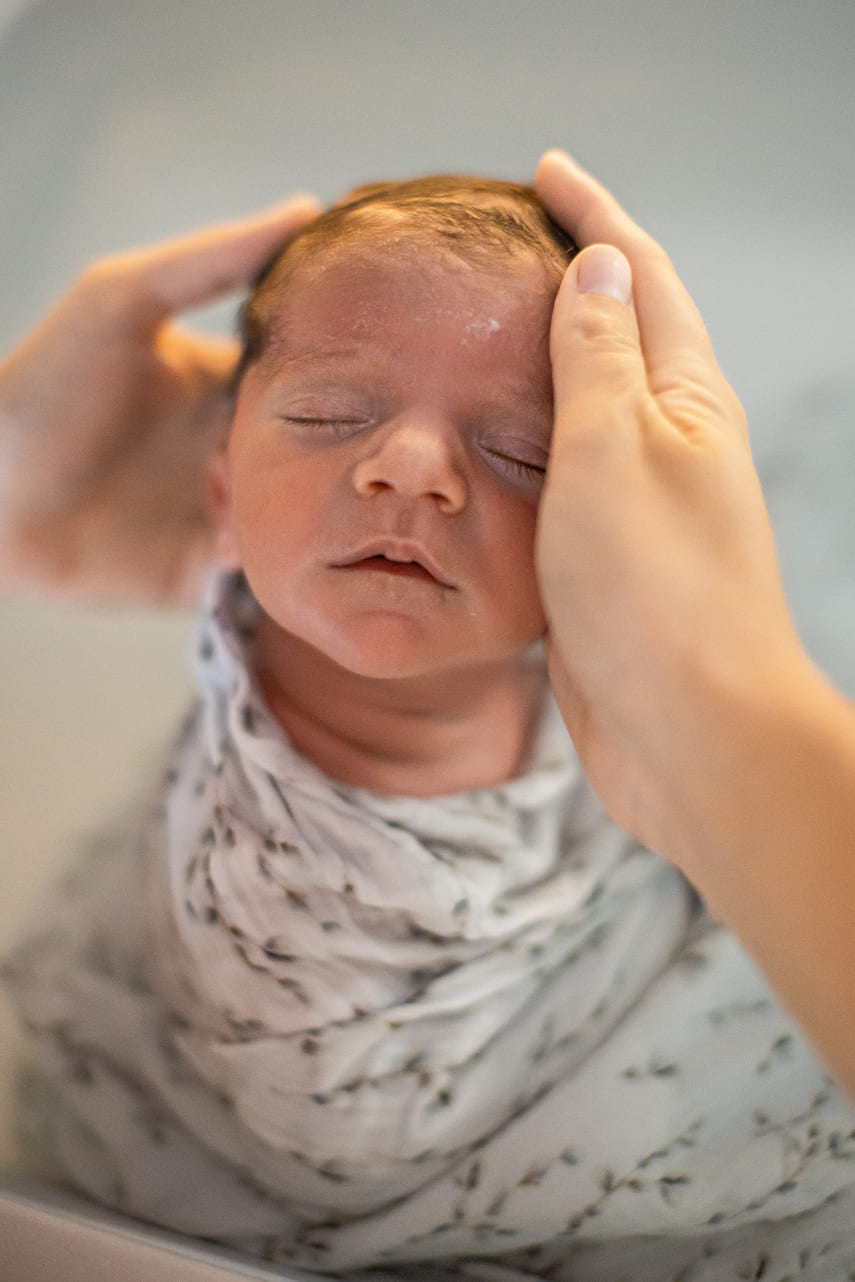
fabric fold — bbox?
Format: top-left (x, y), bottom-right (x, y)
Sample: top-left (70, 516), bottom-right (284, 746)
top-left (4, 571), bottom-right (855, 1279)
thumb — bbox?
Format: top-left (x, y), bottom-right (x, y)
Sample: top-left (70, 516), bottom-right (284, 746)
top-left (550, 243), bottom-right (646, 422)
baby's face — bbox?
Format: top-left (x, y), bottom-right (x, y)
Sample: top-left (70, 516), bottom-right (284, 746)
top-left (216, 244), bottom-right (555, 683)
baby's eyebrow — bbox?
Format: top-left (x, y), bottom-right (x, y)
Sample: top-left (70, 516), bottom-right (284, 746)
top-left (272, 347), bottom-right (365, 368)
top-left (258, 346), bottom-right (368, 379)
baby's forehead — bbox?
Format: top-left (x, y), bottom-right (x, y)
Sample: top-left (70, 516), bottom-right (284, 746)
top-left (248, 246), bottom-right (555, 423)
top-left (264, 231), bottom-right (552, 329)
top-left (237, 184), bottom-right (574, 382)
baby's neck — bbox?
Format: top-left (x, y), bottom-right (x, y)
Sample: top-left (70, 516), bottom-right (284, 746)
top-left (250, 621), bottom-right (548, 798)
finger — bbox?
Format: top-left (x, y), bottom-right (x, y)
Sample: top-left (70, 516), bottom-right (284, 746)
top-left (547, 244), bottom-right (648, 458)
top-left (96, 194), bottom-right (322, 324)
top-left (536, 150), bottom-right (720, 382)
top-left (157, 325), bottom-right (242, 383)
top-left (536, 149), bottom-right (659, 261)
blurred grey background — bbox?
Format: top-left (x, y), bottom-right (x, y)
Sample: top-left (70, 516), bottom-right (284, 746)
top-left (0, 0), bottom-right (853, 1165)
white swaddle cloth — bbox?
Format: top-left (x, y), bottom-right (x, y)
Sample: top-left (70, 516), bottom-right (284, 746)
top-left (4, 572), bottom-right (855, 1281)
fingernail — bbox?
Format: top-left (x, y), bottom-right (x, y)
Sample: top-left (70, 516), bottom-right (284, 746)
top-left (576, 246), bottom-right (632, 304)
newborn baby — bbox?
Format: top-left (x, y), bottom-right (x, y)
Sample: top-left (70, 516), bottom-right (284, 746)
top-left (5, 177), bottom-right (855, 1281)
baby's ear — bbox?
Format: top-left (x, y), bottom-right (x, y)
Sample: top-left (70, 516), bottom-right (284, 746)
top-left (206, 449), bottom-right (242, 570)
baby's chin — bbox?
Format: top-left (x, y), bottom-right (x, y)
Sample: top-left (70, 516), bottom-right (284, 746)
top-left (254, 608), bottom-right (540, 693)
top-left (307, 619), bottom-right (481, 685)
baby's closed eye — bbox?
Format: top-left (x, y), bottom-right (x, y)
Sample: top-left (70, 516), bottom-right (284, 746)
top-left (283, 414), bottom-right (370, 437)
top-left (479, 434), bottom-right (549, 483)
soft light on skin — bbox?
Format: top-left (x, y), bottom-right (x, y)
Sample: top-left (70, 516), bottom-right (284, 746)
top-left (209, 242), bottom-right (558, 793)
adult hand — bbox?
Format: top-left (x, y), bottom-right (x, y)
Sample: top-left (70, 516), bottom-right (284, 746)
top-left (534, 149), bottom-right (805, 866)
top-left (0, 195), bottom-right (319, 607)
top-left (535, 149), bottom-right (855, 1097)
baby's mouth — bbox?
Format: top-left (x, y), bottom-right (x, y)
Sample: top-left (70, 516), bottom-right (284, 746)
top-left (351, 554), bottom-right (437, 582)
top-left (334, 543), bottom-right (455, 588)
top-left (353, 558), bottom-right (435, 584)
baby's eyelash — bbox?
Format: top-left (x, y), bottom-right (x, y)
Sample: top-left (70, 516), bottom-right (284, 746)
top-left (506, 457), bottom-right (546, 478)
top-left (283, 416), bottom-right (365, 433)
top-left (485, 450), bottom-right (547, 481)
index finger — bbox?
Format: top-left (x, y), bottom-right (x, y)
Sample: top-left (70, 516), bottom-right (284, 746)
top-left (536, 150), bottom-right (720, 383)
top-left (91, 194), bottom-right (322, 327)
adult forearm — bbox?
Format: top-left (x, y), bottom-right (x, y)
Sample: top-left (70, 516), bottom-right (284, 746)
top-left (675, 652), bottom-right (855, 1095)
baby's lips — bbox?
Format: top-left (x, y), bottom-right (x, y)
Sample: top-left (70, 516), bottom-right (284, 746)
top-left (333, 538), bottom-right (456, 589)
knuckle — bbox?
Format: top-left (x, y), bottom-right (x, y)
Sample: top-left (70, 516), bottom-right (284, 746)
top-left (654, 354), bottom-right (748, 441)
top-left (560, 300), bottom-right (637, 355)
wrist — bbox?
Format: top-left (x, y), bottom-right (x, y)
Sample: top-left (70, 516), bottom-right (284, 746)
top-left (655, 637), bottom-right (849, 896)
top-left (661, 643), bottom-right (855, 1092)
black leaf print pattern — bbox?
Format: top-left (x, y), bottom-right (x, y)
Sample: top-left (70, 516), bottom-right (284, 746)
top-left (6, 570), bottom-right (855, 1280)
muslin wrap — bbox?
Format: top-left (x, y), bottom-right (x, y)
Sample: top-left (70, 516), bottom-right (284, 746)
top-left (4, 573), bottom-right (855, 1280)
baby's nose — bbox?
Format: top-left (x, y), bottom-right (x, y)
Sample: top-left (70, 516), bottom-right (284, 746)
top-left (352, 420), bottom-right (467, 514)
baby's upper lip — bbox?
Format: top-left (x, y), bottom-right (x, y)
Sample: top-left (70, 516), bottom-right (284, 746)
top-left (333, 539), bottom-right (456, 588)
